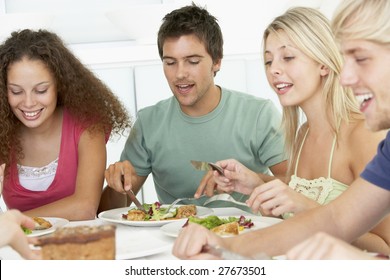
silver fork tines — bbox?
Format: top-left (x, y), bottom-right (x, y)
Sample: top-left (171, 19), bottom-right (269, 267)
top-left (166, 194), bottom-right (206, 212)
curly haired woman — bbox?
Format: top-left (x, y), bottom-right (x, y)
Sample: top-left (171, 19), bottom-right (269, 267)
top-left (0, 29), bottom-right (131, 220)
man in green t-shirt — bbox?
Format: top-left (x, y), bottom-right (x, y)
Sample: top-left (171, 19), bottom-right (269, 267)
top-left (99, 4), bottom-right (287, 213)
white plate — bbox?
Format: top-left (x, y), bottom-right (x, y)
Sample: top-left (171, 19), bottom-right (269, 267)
top-left (98, 205), bottom-right (213, 227)
top-left (115, 229), bottom-right (172, 259)
top-left (160, 215), bottom-right (282, 238)
top-left (27, 217), bottom-right (69, 237)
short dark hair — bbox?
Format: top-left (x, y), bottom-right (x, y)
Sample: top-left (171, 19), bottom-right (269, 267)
top-left (157, 3), bottom-right (223, 64)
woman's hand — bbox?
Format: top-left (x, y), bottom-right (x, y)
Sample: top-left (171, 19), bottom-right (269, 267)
top-left (0, 210), bottom-right (41, 259)
top-left (195, 159), bottom-right (264, 198)
top-left (213, 159), bottom-right (264, 195)
top-left (172, 223), bottom-right (228, 259)
top-left (247, 179), bottom-right (318, 216)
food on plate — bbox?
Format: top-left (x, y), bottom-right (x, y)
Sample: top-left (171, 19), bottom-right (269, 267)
top-left (211, 221), bottom-right (239, 236)
top-left (186, 215), bottom-right (254, 236)
top-left (33, 217), bottom-right (52, 230)
top-left (126, 209), bottom-right (146, 221)
top-left (21, 226), bottom-right (32, 235)
top-left (22, 217), bottom-right (52, 234)
top-left (176, 204), bottom-right (197, 219)
top-left (37, 225), bottom-right (116, 260)
top-left (122, 202), bottom-right (197, 221)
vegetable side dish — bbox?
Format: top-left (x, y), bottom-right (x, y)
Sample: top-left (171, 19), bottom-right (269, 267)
top-left (123, 202), bottom-right (197, 221)
top-left (185, 215), bottom-right (254, 236)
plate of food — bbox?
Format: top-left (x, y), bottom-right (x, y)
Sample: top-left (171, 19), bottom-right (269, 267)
top-left (160, 215), bottom-right (283, 238)
top-left (98, 202), bottom-right (213, 227)
top-left (23, 217), bottom-right (69, 237)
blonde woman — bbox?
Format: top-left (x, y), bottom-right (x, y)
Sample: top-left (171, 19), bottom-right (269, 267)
top-left (190, 7), bottom-right (390, 255)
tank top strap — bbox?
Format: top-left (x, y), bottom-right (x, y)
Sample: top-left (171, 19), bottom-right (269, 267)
top-left (294, 127), bottom-right (310, 175)
top-left (327, 134), bottom-right (338, 178)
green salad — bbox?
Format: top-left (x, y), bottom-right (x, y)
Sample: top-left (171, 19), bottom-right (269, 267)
top-left (21, 226), bottom-right (32, 235)
top-left (146, 202), bottom-right (177, 221)
top-left (123, 202), bottom-right (178, 221)
top-left (187, 215), bottom-right (254, 229)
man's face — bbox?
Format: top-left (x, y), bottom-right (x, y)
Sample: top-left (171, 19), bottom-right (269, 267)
top-left (340, 39), bottom-right (390, 131)
top-left (161, 34), bottom-right (221, 116)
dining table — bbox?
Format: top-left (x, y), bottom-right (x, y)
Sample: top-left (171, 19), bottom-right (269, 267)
top-left (0, 207), bottom-right (279, 260)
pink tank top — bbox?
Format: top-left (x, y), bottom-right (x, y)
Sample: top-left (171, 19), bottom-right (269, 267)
top-left (3, 110), bottom-right (85, 211)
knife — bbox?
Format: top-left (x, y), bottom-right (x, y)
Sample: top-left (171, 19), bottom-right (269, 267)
top-left (120, 174), bottom-right (146, 212)
top-left (126, 189), bottom-right (146, 213)
top-left (190, 160), bottom-right (224, 175)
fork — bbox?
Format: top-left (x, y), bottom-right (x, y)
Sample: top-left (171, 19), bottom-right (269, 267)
top-left (165, 194), bottom-right (206, 212)
top-left (203, 193), bottom-right (248, 207)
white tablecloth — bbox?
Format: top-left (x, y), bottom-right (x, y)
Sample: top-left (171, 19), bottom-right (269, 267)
top-left (0, 207), bottom-right (258, 260)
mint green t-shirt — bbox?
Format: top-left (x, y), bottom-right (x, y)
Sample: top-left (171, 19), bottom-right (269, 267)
top-left (121, 87), bottom-right (286, 211)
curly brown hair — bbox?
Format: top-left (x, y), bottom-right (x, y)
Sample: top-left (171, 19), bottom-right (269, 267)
top-left (0, 29), bottom-right (131, 169)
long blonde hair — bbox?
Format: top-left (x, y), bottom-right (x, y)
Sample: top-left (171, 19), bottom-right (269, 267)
top-left (262, 7), bottom-right (362, 177)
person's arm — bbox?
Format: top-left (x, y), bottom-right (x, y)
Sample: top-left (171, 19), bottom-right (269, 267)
top-left (230, 179), bottom-right (390, 257)
top-left (0, 163), bottom-right (4, 192)
top-left (346, 124), bottom-right (390, 254)
top-left (23, 129), bottom-right (106, 220)
top-left (174, 178), bottom-right (390, 258)
top-left (261, 160), bottom-right (288, 183)
top-left (255, 100), bottom-right (288, 183)
top-left (0, 163), bottom-right (4, 212)
top-left (286, 232), bottom-right (379, 260)
top-left (352, 215), bottom-right (390, 254)
top-left (0, 210), bottom-right (40, 259)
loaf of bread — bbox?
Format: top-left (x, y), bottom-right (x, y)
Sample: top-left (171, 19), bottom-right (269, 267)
top-left (37, 225), bottom-right (116, 260)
